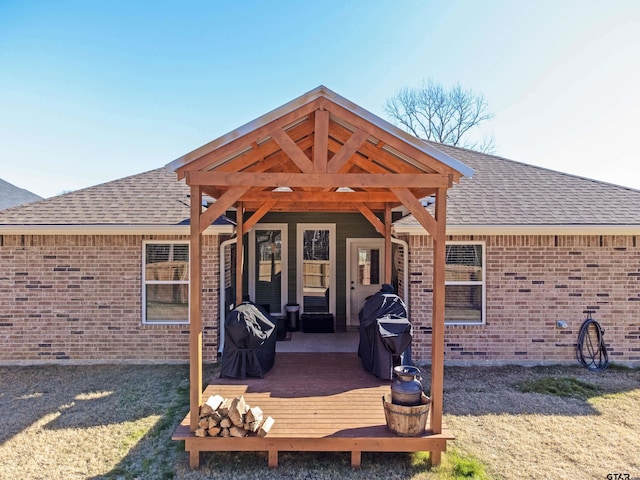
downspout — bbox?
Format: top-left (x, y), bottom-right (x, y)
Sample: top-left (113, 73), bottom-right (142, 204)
top-left (219, 236), bottom-right (237, 354)
top-left (391, 237), bottom-right (409, 303)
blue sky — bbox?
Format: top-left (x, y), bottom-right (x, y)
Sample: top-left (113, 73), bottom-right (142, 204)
top-left (1, 0), bottom-right (639, 198)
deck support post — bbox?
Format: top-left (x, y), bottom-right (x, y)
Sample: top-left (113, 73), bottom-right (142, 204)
top-left (430, 186), bottom-right (447, 441)
top-left (384, 204), bottom-right (392, 285)
top-left (235, 202), bottom-right (244, 306)
top-left (189, 447), bottom-right (201, 469)
top-left (189, 185), bottom-right (203, 433)
top-left (351, 450), bottom-right (362, 468)
top-left (268, 450), bottom-right (278, 468)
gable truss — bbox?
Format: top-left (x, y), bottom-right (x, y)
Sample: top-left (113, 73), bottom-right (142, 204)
top-left (176, 98), bottom-right (460, 238)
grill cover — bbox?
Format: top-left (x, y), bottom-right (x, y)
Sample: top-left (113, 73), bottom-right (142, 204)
top-left (357, 284), bottom-right (412, 380)
top-left (220, 302), bottom-right (277, 379)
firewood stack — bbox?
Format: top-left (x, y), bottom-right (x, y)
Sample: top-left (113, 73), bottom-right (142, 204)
top-left (195, 394), bottom-right (275, 438)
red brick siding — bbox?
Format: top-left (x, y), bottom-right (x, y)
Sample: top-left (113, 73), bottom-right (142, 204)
top-left (0, 234), bottom-right (222, 363)
top-left (405, 234), bottom-right (640, 366)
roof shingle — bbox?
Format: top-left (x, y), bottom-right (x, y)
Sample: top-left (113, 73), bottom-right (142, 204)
top-left (2, 145), bottom-right (639, 230)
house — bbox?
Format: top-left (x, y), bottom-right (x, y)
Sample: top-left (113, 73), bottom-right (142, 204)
top-left (0, 178), bottom-right (42, 210)
top-left (1, 86), bottom-right (639, 367)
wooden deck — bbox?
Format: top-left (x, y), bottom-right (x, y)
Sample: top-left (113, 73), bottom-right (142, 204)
top-left (173, 352), bottom-right (454, 468)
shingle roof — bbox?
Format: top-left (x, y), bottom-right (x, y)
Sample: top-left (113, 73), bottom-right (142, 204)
top-left (2, 145), bottom-right (639, 233)
top-left (0, 168), bottom-right (232, 229)
top-left (0, 178), bottom-right (42, 210)
top-left (394, 143), bottom-right (640, 231)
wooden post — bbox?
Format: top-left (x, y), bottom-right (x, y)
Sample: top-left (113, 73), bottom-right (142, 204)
top-left (384, 204), bottom-right (392, 285)
top-left (313, 109), bottom-right (329, 173)
top-left (189, 185), bottom-right (203, 432)
top-left (235, 202), bottom-right (244, 306)
top-left (430, 187), bottom-right (447, 435)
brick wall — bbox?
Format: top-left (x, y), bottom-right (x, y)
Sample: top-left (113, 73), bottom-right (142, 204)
top-left (406, 234), bottom-right (640, 366)
top-left (0, 234), bottom-right (222, 363)
top-left (3, 233), bottom-right (639, 366)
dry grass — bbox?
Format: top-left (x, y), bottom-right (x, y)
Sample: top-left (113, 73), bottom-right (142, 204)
top-left (0, 363), bottom-right (638, 479)
top-left (441, 365), bottom-right (640, 480)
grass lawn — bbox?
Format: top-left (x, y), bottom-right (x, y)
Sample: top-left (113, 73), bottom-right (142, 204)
top-left (0, 363), bottom-right (637, 479)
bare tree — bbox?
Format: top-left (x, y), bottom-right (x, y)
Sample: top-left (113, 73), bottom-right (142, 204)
top-left (385, 79), bottom-right (495, 153)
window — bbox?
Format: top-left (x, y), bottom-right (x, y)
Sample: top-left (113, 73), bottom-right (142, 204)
top-left (143, 242), bottom-right (189, 324)
top-left (297, 224), bottom-right (335, 315)
top-left (249, 225), bottom-right (287, 316)
top-left (445, 242), bottom-right (485, 325)
top-left (357, 247), bottom-right (380, 286)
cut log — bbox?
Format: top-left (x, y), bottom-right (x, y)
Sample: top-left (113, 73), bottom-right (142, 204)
top-left (245, 406), bottom-right (263, 424)
top-left (218, 397), bottom-right (233, 417)
top-left (230, 426), bottom-right (248, 438)
top-left (196, 394), bottom-right (272, 438)
top-left (228, 396), bottom-right (248, 427)
top-left (257, 416), bottom-right (275, 437)
top-left (211, 411), bottom-right (223, 423)
top-left (200, 394), bottom-right (225, 416)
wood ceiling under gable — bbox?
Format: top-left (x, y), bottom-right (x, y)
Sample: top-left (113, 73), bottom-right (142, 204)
top-left (175, 95), bottom-right (463, 217)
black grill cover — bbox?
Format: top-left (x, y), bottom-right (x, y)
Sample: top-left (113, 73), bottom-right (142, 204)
top-left (220, 302), bottom-right (277, 379)
top-left (357, 284), bottom-right (412, 380)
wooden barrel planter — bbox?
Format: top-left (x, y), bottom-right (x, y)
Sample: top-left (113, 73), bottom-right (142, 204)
top-left (382, 393), bottom-right (431, 436)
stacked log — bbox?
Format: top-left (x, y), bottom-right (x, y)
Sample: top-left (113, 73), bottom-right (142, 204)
top-left (195, 394), bottom-right (275, 438)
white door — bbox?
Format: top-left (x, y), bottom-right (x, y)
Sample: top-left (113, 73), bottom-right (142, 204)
top-left (348, 239), bottom-right (385, 327)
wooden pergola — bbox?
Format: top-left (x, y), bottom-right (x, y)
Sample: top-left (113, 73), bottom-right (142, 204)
top-left (168, 86), bottom-right (471, 464)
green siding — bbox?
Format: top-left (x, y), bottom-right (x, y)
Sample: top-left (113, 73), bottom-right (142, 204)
top-left (243, 212), bottom-right (381, 328)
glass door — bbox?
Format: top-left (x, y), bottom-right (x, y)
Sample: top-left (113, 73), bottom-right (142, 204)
top-left (347, 239), bottom-right (385, 326)
top-left (297, 224), bottom-right (335, 316)
top-left (249, 224), bottom-right (287, 316)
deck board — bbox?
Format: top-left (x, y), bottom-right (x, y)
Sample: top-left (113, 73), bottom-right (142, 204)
top-left (173, 352), bottom-right (454, 468)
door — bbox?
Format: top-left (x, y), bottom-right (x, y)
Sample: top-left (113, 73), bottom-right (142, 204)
top-left (348, 239), bottom-right (385, 327)
top-left (297, 224), bottom-right (336, 317)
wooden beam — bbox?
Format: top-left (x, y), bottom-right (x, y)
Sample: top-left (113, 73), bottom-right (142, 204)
top-left (390, 188), bottom-right (438, 241)
top-left (189, 185), bottom-right (203, 432)
top-left (188, 171), bottom-right (451, 189)
top-left (354, 203), bottom-right (385, 236)
top-left (430, 187), bottom-right (447, 435)
top-left (239, 190), bottom-right (400, 203)
top-left (348, 154), bottom-right (393, 174)
top-left (216, 121), bottom-right (314, 173)
top-left (270, 128), bottom-right (314, 173)
top-left (384, 204), bottom-right (392, 285)
top-left (327, 129), bottom-right (370, 173)
top-left (241, 201), bottom-right (396, 212)
top-left (314, 109), bottom-right (329, 173)
top-left (236, 202), bottom-right (244, 306)
top-left (329, 122), bottom-right (423, 174)
top-left (198, 186), bottom-right (248, 235)
top-left (326, 101), bottom-right (460, 179)
top-left (174, 99), bottom-right (321, 179)
top-left (243, 200), bottom-right (277, 231)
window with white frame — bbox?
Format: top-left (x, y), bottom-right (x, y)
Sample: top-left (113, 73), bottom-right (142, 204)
top-left (445, 242), bottom-right (485, 325)
top-left (143, 242), bottom-right (189, 324)
top-left (297, 224), bottom-right (335, 315)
